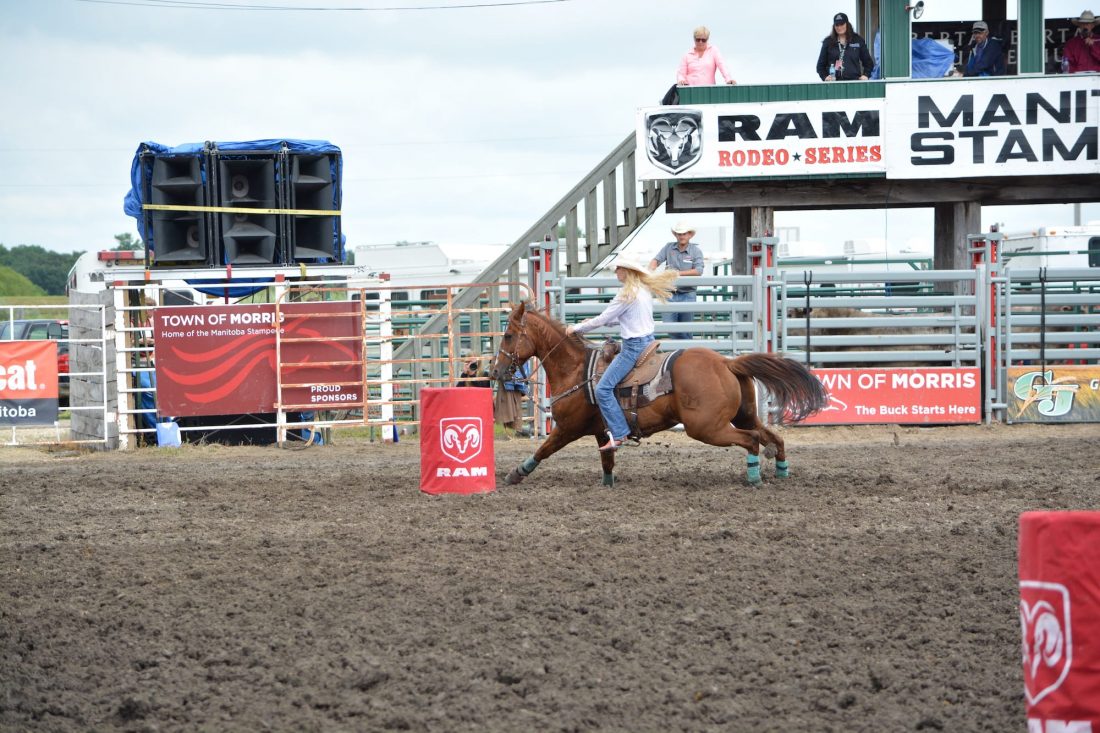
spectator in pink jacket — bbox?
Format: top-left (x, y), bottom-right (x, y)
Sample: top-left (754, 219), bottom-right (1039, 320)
top-left (1064, 10), bottom-right (1100, 73)
top-left (677, 26), bottom-right (736, 86)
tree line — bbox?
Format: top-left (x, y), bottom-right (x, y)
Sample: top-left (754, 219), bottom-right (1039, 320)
top-left (0, 245), bottom-right (82, 296)
top-left (0, 234), bottom-right (140, 297)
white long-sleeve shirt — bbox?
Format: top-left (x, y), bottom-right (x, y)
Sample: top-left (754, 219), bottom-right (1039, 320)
top-left (573, 288), bottom-right (655, 339)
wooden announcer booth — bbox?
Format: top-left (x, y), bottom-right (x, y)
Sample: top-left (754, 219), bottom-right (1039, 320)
top-left (639, 0), bottom-right (1100, 273)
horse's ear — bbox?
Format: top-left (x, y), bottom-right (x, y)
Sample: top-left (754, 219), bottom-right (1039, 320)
top-left (516, 301), bottom-right (527, 316)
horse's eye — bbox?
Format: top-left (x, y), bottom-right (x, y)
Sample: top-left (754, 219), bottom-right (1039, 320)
top-left (503, 333), bottom-right (512, 342)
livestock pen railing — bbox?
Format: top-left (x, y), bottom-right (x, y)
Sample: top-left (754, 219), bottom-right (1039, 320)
top-left (59, 263), bottom-right (1100, 449)
top-left (102, 278), bottom-right (539, 448)
top-left (553, 272), bottom-right (769, 354)
top-left (2, 302), bottom-right (111, 448)
top-left (774, 269), bottom-right (986, 368)
top-left (991, 266), bottom-right (1100, 423)
top-left (270, 281), bottom-right (538, 445)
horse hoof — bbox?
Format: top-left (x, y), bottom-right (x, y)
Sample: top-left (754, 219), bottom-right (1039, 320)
top-left (763, 445), bottom-right (777, 459)
top-left (746, 469), bottom-right (762, 486)
top-left (505, 469), bottom-right (525, 485)
top-left (775, 460), bottom-right (789, 479)
top-left (603, 472), bottom-right (615, 487)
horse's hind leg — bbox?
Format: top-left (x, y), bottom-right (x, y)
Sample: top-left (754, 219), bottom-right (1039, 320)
top-left (732, 376), bottom-right (789, 478)
top-left (682, 421), bottom-right (766, 486)
top-left (757, 424), bottom-right (789, 477)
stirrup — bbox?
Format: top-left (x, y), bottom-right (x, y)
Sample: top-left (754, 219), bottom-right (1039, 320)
top-left (599, 434), bottom-right (639, 452)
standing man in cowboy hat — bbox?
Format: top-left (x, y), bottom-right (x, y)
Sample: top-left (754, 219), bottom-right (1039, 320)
top-left (963, 20), bottom-right (1006, 77)
top-left (1064, 10), bottom-right (1100, 73)
top-left (649, 220), bottom-right (705, 341)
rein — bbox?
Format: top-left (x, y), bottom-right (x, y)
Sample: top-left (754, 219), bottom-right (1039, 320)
top-left (500, 308), bottom-right (589, 403)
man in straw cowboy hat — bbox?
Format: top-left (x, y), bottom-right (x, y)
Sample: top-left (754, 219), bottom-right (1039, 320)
top-left (565, 256), bottom-right (678, 452)
top-left (649, 220), bottom-right (705, 341)
top-left (1064, 10), bottom-right (1100, 73)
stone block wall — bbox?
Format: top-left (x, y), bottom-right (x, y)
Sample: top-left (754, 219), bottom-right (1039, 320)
top-left (69, 291), bottom-right (117, 448)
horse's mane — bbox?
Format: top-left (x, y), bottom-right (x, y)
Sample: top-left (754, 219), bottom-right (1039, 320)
top-left (514, 302), bottom-right (587, 348)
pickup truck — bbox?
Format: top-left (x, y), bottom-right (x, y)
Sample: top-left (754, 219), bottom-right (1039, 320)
top-left (0, 318), bottom-right (70, 405)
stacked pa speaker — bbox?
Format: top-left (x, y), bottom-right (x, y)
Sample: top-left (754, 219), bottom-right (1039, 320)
top-left (139, 142), bottom-right (342, 268)
top-left (148, 155), bottom-right (212, 265)
top-left (288, 155), bottom-right (340, 261)
top-left (216, 155), bottom-right (279, 265)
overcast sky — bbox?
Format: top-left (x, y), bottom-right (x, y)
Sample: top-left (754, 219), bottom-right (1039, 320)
top-left (1, 0), bottom-right (1095, 264)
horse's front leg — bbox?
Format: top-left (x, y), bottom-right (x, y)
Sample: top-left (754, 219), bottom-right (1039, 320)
top-left (504, 426), bottom-right (576, 486)
top-left (596, 431), bottom-right (616, 487)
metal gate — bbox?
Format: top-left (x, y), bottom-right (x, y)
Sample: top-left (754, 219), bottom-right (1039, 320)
top-left (2, 302), bottom-right (111, 447)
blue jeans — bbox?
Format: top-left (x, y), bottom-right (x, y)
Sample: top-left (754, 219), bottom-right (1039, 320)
top-left (663, 290), bottom-right (696, 340)
top-left (596, 334), bottom-right (654, 440)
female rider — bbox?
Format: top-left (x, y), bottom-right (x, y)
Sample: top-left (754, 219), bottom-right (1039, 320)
top-left (565, 256), bottom-right (678, 451)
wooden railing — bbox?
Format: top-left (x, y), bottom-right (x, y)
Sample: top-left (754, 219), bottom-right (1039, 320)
top-left (392, 132), bottom-right (668, 364)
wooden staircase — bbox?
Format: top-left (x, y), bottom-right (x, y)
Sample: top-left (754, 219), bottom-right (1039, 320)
top-left (392, 132), bottom-right (668, 363)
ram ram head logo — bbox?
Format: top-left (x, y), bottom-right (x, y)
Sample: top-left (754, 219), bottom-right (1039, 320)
top-left (440, 417), bottom-right (483, 463)
top-left (645, 110), bottom-right (703, 174)
top-left (1019, 580), bottom-right (1073, 705)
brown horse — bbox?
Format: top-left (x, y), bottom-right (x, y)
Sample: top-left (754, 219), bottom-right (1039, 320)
top-left (490, 301), bottom-right (828, 487)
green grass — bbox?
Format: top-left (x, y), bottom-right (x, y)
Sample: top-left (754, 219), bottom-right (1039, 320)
top-left (0, 295), bottom-right (70, 319)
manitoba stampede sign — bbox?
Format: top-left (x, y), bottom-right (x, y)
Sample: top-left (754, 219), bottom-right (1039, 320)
top-left (885, 75), bottom-right (1100, 178)
top-left (636, 75), bottom-right (1100, 181)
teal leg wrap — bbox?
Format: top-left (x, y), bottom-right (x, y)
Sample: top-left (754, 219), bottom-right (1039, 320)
top-left (775, 459), bottom-right (790, 479)
top-left (520, 456), bottom-right (540, 475)
top-left (603, 472), bottom-right (615, 487)
top-left (746, 455), bottom-right (762, 486)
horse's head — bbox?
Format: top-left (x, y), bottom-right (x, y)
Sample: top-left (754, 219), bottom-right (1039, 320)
top-left (490, 301), bottom-right (537, 382)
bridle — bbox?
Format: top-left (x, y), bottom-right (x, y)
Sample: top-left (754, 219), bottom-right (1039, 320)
top-left (495, 310), bottom-right (581, 399)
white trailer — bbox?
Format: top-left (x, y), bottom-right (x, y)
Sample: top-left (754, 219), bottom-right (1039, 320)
top-left (1001, 224), bottom-right (1100, 269)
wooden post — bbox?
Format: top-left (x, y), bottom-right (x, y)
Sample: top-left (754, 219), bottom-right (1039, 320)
top-left (934, 202), bottom-right (981, 292)
top-left (732, 207), bottom-right (774, 276)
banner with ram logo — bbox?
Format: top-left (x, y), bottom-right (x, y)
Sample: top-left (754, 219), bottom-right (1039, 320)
top-left (636, 98), bottom-right (886, 180)
top-left (419, 387), bottom-right (495, 495)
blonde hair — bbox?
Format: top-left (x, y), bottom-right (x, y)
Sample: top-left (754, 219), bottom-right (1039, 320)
top-left (693, 25), bottom-right (710, 40)
top-left (618, 268), bottom-right (679, 303)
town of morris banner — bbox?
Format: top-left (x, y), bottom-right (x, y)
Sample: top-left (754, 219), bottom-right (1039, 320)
top-left (636, 98), bottom-right (886, 180)
top-left (884, 75), bottom-right (1100, 179)
top-left (155, 302), bottom-right (362, 417)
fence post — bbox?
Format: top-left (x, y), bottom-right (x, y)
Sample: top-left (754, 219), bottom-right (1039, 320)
top-left (747, 236), bottom-right (778, 354)
top-left (536, 235), bottom-right (557, 437)
top-left (112, 286), bottom-right (131, 450)
top-left (969, 231), bottom-right (1003, 419)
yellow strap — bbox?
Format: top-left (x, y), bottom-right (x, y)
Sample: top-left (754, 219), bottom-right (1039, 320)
top-left (142, 203), bottom-right (340, 216)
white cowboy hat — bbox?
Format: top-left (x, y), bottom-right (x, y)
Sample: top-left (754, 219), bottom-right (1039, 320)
top-left (671, 219), bottom-right (695, 234)
top-left (612, 255), bottom-right (650, 275)
top-left (1075, 10), bottom-right (1097, 23)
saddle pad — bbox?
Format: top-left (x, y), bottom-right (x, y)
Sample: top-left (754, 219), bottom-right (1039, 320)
top-left (584, 348), bottom-right (684, 406)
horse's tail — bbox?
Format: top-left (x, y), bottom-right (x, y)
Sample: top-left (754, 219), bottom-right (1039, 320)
top-left (727, 353), bottom-right (828, 424)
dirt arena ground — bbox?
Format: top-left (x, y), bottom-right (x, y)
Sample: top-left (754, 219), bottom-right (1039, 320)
top-left (1, 422), bottom-right (1096, 732)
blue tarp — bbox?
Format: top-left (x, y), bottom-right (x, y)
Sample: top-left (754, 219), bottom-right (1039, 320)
top-left (871, 33), bottom-right (957, 79)
top-left (912, 38), bottom-right (956, 79)
top-left (123, 138), bottom-right (342, 245)
top-left (123, 139), bottom-right (344, 295)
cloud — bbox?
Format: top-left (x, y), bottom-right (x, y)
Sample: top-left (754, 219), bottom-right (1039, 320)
top-left (2, 0), bottom-right (1095, 257)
